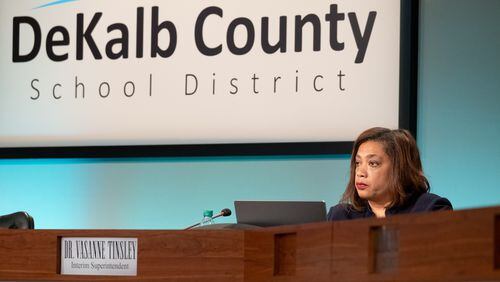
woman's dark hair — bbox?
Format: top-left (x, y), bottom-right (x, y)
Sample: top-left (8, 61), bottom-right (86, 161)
top-left (341, 127), bottom-right (429, 211)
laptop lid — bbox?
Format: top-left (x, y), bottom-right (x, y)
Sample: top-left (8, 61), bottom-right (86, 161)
top-left (234, 200), bottom-right (327, 227)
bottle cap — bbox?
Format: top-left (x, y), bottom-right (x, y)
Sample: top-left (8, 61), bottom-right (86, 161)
top-left (203, 210), bottom-right (213, 217)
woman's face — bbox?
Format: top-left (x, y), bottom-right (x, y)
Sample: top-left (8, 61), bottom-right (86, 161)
top-left (354, 141), bottom-right (393, 205)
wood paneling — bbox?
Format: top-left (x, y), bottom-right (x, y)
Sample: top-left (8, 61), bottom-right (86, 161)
top-left (369, 225), bottom-right (399, 274)
top-left (495, 214), bottom-right (500, 270)
top-left (244, 222), bottom-right (332, 282)
top-left (1, 207), bottom-right (500, 281)
top-left (0, 230), bottom-right (244, 281)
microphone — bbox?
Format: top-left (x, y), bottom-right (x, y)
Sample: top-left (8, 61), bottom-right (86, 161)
top-left (184, 208), bottom-right (232, 230)
top-left (212, 208), bottom-right (232, 220)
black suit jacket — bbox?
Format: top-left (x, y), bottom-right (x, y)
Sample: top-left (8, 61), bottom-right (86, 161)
top-left (327, 192), bottom-right (452, 221)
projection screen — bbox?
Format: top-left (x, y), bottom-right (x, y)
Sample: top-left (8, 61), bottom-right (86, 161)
top-left (0, 0), bottom-right (418, 158)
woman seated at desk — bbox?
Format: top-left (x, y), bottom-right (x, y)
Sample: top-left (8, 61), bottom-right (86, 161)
top-left (328, 127), bottom-right (452, 220)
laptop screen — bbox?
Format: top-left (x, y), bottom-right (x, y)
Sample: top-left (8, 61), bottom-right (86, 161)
top-left (234, 201), bottom-right (327, 227)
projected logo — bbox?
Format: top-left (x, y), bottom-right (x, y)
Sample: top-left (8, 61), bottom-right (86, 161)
top-left (15, 3), bottom-right (376, 63)
top-left (12, 1), bottom-right (378, 101)
top-left (1, 0), bottom-right (402, 148)
top-left (34, 0), bottom-right (78, 9)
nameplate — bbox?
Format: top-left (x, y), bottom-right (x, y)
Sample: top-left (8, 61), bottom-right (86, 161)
top-left (60, 237), bottom-right (138, 276)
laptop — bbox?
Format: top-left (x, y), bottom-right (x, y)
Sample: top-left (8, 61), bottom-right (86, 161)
top-left (234, 200), bottom-right (327, 227)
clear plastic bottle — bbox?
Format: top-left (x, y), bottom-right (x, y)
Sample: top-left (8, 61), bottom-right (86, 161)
top-left (199, 210), bottom-right (214, 226)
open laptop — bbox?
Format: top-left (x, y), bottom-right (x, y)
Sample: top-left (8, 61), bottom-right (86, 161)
top-left (234, 200), bottom-right (327, 227)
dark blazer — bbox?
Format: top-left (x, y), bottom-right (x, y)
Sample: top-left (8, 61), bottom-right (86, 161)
top-left (327, 192), bottom-right (452, 221)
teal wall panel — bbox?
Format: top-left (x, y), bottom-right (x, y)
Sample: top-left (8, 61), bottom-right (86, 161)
top-left (0, 156), bottom-right (349, 229)
top-left (418, 0), bottom-right (500, 208)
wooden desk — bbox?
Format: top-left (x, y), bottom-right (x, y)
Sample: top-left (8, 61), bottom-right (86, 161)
top-left (1, 206), bottom-right (499, 281)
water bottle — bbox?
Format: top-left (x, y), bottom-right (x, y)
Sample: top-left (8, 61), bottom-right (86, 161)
top-left (199, 210), bottom-right (214, 226)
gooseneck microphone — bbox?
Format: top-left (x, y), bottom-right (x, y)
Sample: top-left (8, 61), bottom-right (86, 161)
top-left (184, 208), bottom-right (232, 230)
top-left (214, 208), bottom-right (232, 219)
